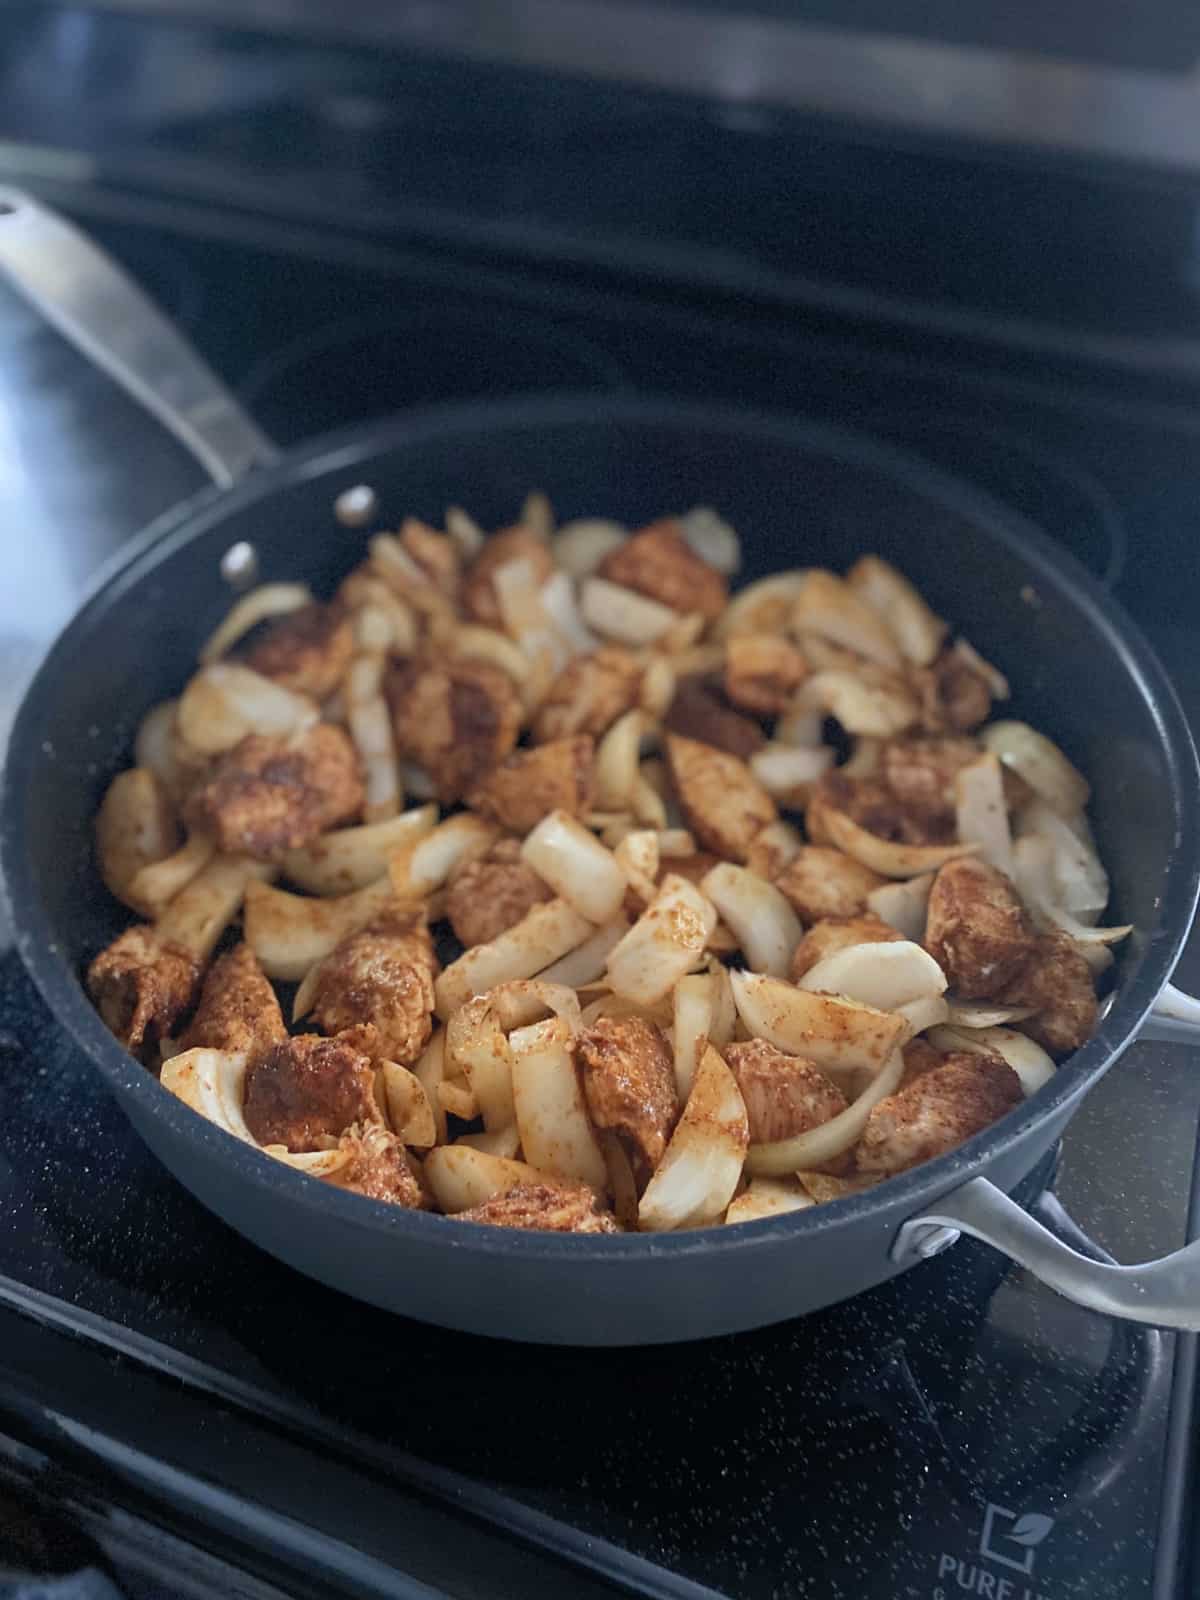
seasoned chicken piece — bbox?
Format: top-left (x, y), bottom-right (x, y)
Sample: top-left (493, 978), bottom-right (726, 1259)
top-left (531, 647), bottom-right (643, 745)
top-left (663, 677), bottom-right (765, 760)
top-left (857, 1051), bottom-right (1022, 1174)
top-left (666, 732), bottom-right (777, 862)
top-left (177, 941), bottom-right (286, 1058)
top-left (243, 1033), bottom-right (381, 1151)
top-left (774, 846), bottom-right (886, 923)
top-left (790, 913), bottom-right (904, 982)
top-left (924, 857), bottom-right (1037, 999)
top-left (398, 517), bottom-right (461, 599)
top-left (724, 636), bottom-right (808, 716)
top-left (461, 526), bottom-right (555, 626)
top-left (996, 930), bottom-right (1098, 1058)
top-left (326, 1123), bottom-right (430, 1208)
top-left (724, 1040), bottom-right (847, 1144)
top-left (597, 519), bottom-right (727, 620)
top-left (882, 737), bottom-right (981, 825)
top-left (309, 910), bottom-right (437, 1067)
top-left (185, 724), bottom-right (364, 858)
top-left (808, 772), bottom-right (951, 848)
top-left (576, 1016), bottom-right (679, 1188)
top-left (242, 602), bottom-right (354, 701)
top-left (452, 1182), bottom-right (620, 1233)
top-left (913, 649), bottom-right (993, 735)
top-left (386, 655), bottom-right (521, 804)
top-left (445, 838), bottom-right (552, 948)
top-left (87, 925), bottom-right (201, 1055)
top-left (899, 1037), bottom-right (944, 1088)
top-left (468, 736), bottom-right (594, 834)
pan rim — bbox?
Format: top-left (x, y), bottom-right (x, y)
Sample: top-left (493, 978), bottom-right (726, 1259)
top-left (4, 390), bottom-right (1197, 1263)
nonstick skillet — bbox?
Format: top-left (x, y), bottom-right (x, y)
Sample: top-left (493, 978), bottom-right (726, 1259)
top-left (3, 189), bottom-right (1200, 1344)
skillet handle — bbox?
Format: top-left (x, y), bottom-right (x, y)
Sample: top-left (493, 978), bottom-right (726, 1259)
top-left (1139, 981), bottom-right (1200, 1046)
top-left (893, 1176), bottom-right (1200, 1330)
top-left (0, 188), bottom-right (278, 488)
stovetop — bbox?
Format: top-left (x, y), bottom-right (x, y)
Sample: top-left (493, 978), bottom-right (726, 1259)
top-left (2, 174), bottom-right (1200, 1599)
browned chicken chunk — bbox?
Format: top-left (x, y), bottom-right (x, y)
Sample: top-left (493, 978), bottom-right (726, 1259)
top-left (386, 655), bottom-right (521, 803)
top-left (808, 771), bottom-right (951, 848)
top-left (597, 519), bottom-right (727, 620)
top-left (774, 846), bottom-right (886, 924)
top-left (309, 910), bottom-right (437, 1067)
top-left (724, 635), bottom-right (808, 716)
top-left (326, 1123), bottom-right (430, 1208)
top-left (924, 857), bottom-right (1037, 999)
top-left (87, 926), bottom-right (201, 1055)
top-left (576, 1016), bottom-right (680, 1189)
top-left (724, 1039), bottom-right (847, 1144)
top-left (242, 602), bottom-right (354, 701)
top-left (185, 724), bottom-right (364, 858)
top-left (913, 648), bottom-right (993, 734)
top-left (444, 838), bottom-right (552, 948)
top-left (467, 736), bottom-right (594, 834)
top-left (882, 737), bottom-right (981, 825)
top-left (790, 914), bottom-right (904, 982)
top-left (663, 677), bottom-right (765, 760)
top-left (398, 517), bottom-right (461, 599)
top-left (857, 1051), bottom-right (1022, 1174)
top-left (996, 929), bottom-right (1098, 1058)
top-left (461, 526), bottom-right (555, 626)
top-left (243, 1033), bottom-right (380, 1151)
top-left (666, 732), bottom-right (777, 862)
top-left (177, 941), bottom-right (286, 1058)
top-left (452, 1182), bottom-right (620, 1233)
top-left (531, 646), bottom-right (643, 745)
top-left (898, 1037), bottom-right (944, 1088)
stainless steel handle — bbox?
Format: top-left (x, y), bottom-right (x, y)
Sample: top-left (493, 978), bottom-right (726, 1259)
top-left (0, 188), bottom-right (278, 488)
top-left (893, 1176), bottom-right (1200, 1329)
top-left (1140, 981), bottom-right (1200, 1046)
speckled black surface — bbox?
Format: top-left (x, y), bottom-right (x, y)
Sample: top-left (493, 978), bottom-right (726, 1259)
top-left (1, 171), bottom-right (1199, 1595)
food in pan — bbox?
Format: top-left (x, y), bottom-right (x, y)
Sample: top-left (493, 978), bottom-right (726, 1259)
top-left (86, 497), bottom-right (1131, 1233)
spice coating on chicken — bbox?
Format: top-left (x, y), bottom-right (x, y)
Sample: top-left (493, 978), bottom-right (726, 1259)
top-left (242, 603), bottom-right (354, 702)
top-left (576, 1016), bottom-right (679, 1188)
top-left (177, 941), bottom-right (286, 1059)
top-left (87, 926), bottom-right (201, 1055)
top-left (723, 1039), bottom-right (847, 1145)
top-left (996, 929), bottom-right (1099, 1058)
top-left (774, 846), bottom-right (886, 924)
top-left (461, 526), bottom-right (555, 626)
top-left (913, 649), bottom-right (993, 734)
top-left (857, 1051), bottom-right (1022, 1174)
top-left (452, 1182), bottom-right (619, 1233)
top-left (327, 1123), bottom-right (430, 1208)
top-left (531, 647), bottom-right (644, 744)
top-left (597, 520), bottom-right (728, 620)
top-left (468, 736), bottom-right (594, 834)
top-left (386, 655), bottom-right (521, 804)
top-left (185, 724), bottom-right (364, 858)
top-left (666, 732), bottom-right (776, 862)
top-left (445, 838), bottom-right (553, 949)
top-left (663, 678), bottom-right (765, 760)
top-left (309, 910), bottom-right (437, 1067)
top-left (881, 737), bottom-right (981, 825)
top-left (723, 635), bottom-right (808, 716)
top-left (243, 1033), bottom-right (380, 1151)
top-left (924, 857), bottom-right (1037, 999)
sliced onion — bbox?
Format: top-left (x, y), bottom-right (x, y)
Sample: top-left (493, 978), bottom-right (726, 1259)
top-left (981, 721), bottom-right (1090, 815)
top-left (389, 814), bottom-right (499, 901)
top-left (448, 624), bottom-right (532, 685)
top-left (455, 1124), bottom-right (521, 1159)
top-left (725, 1177), bottom-right (815, 1224)
top-left (425, 1146), bottom-right (549, 1213)
top-left (796, 939), bottom-right (946, 1011)
top-left (435, 898), bottom-right (595, 1020)
top-left (594, 709), bottom-right (647, 811)
top-left (134, 700), bottom-right (183, 793)
top-left (792, 570), bottom-right (902, 669)
top-left (242, 871), bottom-right (392, 981)
top-left (489, 979), bottom-right (583, 1034)
top-left (744, 819), bottom-right (803, 882)
top-left (339, 573), bottom-right (419, 655)
top-left (639, 1043), bottom-right (749, 1230)
top-left (660, 612), bottom-right (707, 654)
top-left (446, 995), bottom-right (515, 1131)
top-left (846, 556), bottom-right (946, 667)
top-left (673, 972), bottom-right (716, 1100)
top-left (639, 657), bottom-right (677, 719)
top-left (954, 753), bottom-right (1013, 876)
top-left (283, 806), bottom-right (437, 896)
top-left (894, 993), bottom-right (950, 1038)
top-left (1011, 836), bottom-right (1131, 946)
top-left (614, 829), bottom-right (660, 904)
top-left (580, 576), bottom-right (676, 646)
top-left (865, 872), bottom-right (935, 940)
top-left (521, 810), bottom-right (627, 924)
top-left (1017, 797), bottom-right (1108, 916)
top-left (438, 1079), bottom-right (480, 1121)
top-left (715, 572), bottom-right (809, 642)
top-left (381, 1061), bottom-right (437, 1147)
top-left (264, 1146), bottom-right (352, 1178)
top-left (730, 969), bottom-right (908, 1078)
top-left (750, 743), bottom-right (835, 796)
top-left (818, 803), bottom-right (974, 879)
top-left (800, 669), bottom-right (918, 738)
top-left (495, 555), bottom-right (570, 674)
top-left (928, 1023), bottom-right (1055, 1097)
top-left (510, 1014), bottom-right (608, 1190)
top-left (158, 854), bottom-right (277, 964)
top-left (680, 506), bottom-right (740, 575)
top-left (746, 1047), bottom-right (904, 1176)
top-left (200, 582), bottom-right (314, 665)
top-left (445, 504), bottom-right (486, 559)
top-left (699, 862), bottom-right (802, 978)
top-left (629, 772), bottom-right (667, 830)
top-left (521, 489), bottom-right (555, 538)
top-left (945, 998), bottom-right (1037, 1028)
top-left (535, 915), bottom-right (631, 988)
top-left (658, 828), bottom-right (697, 858)
top-left (160, 1047), bottom-right (253, 1143)
top-left (413, 1028), bottom-right (448, 1145)
top-left (540, 569), bottom-right (598, 656)
top-left (605, 873), bottom-right (716, 1005)
top-left (775, 702), bottom-right (825, 749)
top-left (177, 663), bottom-right (319, 754)
top-left (345, 658), bottom-right (402, 822)
top-left (951, 637), bottom-right (1010, 700)
top-left (552, 518), bottom-right (627, 579)
top-left (127, 833), bottom-right (216, 920)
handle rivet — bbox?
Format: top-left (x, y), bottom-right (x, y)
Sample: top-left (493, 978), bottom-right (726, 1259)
top-left (220, 541), bottom-right (259, 589)
top-left (335, 484), bottom-right (378, 527)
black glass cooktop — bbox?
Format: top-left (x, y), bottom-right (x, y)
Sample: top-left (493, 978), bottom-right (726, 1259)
top-left (1, 183), bottom-right (1199, 1598)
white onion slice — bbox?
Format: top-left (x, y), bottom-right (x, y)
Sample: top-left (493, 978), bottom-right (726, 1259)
top-left (283, 806), bottom-right (437, 896)
top-left (680, 506), bottom-right (740, 575)
top-left (639, 1043), bottom-right (749, 1231)
top-left (552, 519), bottom-right (627, 579)
top-left (580, 576), bottom-right (677, 645)
top-left (952, 637), bottom-right (1010, 700)
top-left (715, 571), bottom-right (809, 641)
top-left (389, 814), bottom-right (499, 901)
top-left (614, 829), bottom-right (660, 905)
top-left (818, 803), bottom-right (974, 879)
top-left (725, 1177), bottom-right (815, 1224)
top-left (521, 810), bottom-right (627, 924)
top-left (446, 995), bottom-right (516, 1131)
top-left (540, 569), bottom-right (598, 655)
top-left (954, 753), bottom-right (1014, 876)
top-left (894, 993), bottom-right (950, 1038)
top-left (928, 1023), bottom-right (1056, 1098)
top-left (800, 670), bottom-right (918, 738)
top-left (425, 1146), bottom-right (549, 1213)
top-left (981, 721), bottom-right (1090, 815)
top-left (535, 916), bottom-right (631, 988)
top-left (445, 504), bottom-right (486, 559)
top-left (846, 556), bottom-right (946, 666)
top-left (200, 583), bottom-right (314, 664)
top-left (699, 862), bottom-right (802, 978)
top-left (792, 570), bottom-right (902, 669)
top-left (594, 709), bottom-right (647, 811)
top-left (945, 998), bottom-right (1037, 1028)
top-left (746, 1047), bottom-right (904, 1176)
top-left (510, 1016), bottom-right (609, 1191)
top-left (435, 899), bottom-right (595, 1020)
top-left (730, 970), bottom-right (907, 1078)
top-left (605, 874), bottom-right (716, 1005)
top-left (161, 1048), bottom-right (253, 1143)
top-left (177, 663), bottom-right (319, 755)
top-left (796, 939), bottom-right (946, 1012)
top-left (750, 743), bottom-right (836, 796)
top-left (1017, 798), bottom-right (1108, 916)
top-left (866, 873), bottom-right (934, 940)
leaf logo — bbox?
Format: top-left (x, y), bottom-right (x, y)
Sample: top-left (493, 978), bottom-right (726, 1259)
top-left (1006, 1513), bottom-right (1055, 1548)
